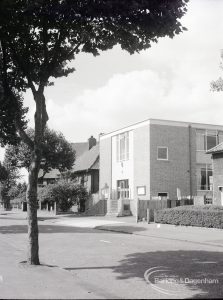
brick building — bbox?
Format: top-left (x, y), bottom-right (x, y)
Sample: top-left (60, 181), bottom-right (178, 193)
top-left (207, 142), bottom-right (223, 206)
top-left (99, 118), bottom-right (223, 216)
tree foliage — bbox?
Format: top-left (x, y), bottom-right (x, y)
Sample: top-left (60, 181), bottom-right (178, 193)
top-left (7, 182), bottom-right (27, 200)
top-left (5, 127), bottom-right (75, 175)
top-left (0, 161), bottom-right (8, 182)
top-left (1, 152), bottom-right (21, 206)
top-left (0, 80), bottom-right (28, 146)
top-left (38, 180), bottom-right (89, 212)
top-left (0, 0), bottom-right (188, 89)
top-left (211, 50), bottom-right (223, 92)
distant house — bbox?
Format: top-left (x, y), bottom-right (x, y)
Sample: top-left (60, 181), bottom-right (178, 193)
top-left (37, 135), bottom-right (99, 189)
top-left (71, 142), bottom-right (99, 194)
top-left (206, 142), bottom-right (223, 206)
top-left (38, 168), bottom-right (61, 186)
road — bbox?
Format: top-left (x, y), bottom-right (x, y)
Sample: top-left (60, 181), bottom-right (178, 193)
top-left (0, 211), bottom-right (223, 299)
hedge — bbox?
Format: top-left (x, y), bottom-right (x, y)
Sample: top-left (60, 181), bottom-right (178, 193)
top-left (154, 205), bottom-right (223, 229)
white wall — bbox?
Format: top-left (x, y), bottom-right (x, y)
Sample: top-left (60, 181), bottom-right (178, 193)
top-left (111, 131), bottom-right (134, 198)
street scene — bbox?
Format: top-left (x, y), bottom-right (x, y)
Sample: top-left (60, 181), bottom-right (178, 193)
top-left (1, 211), bottom-right (223, 299)
top-left (1, 0), bottom-right (223, 299)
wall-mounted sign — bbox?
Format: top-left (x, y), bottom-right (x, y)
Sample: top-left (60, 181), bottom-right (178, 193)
top-left (137, 186), bottom-right (146, 196)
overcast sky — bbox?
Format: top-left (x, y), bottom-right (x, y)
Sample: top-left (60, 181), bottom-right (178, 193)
top-left (1, 0), bottom-right (223, 163)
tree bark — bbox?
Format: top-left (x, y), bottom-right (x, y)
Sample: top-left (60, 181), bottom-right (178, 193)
top-left (26, 148), bottom-right (41, 265)
top-left (26, 90), bottom-right (48, 265)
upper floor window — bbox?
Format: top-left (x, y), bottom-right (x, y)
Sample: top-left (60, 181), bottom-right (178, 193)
top-left (116, 132), bottom-right (129, 161)
top-left (157, 147), bottom-right (168, 160)
top-left (196, 129), bottom-right (223, 151)
top-left (196, 164), bottom-right (212, 191)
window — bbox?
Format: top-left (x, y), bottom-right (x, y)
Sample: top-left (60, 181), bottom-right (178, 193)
top-left (196, 129), bottom-right (222, 151)
top-left (117, 179), bottom-right (129, 199)
top-left (116, 132), bottom-right (129, 161)
top-left (206, 132), bottom-right (217, 150)
top-left (196, 164), bottom-right (213, 190)
top-left (218, 131), bottom-right (223, 144)
top-left (158, 192), bottom-right (168, 200)
top-left (157, 147), bottom-right (168, 160)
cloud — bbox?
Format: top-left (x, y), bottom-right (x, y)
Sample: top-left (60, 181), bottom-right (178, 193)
top-left (44, 66), bottom-right (223, 143)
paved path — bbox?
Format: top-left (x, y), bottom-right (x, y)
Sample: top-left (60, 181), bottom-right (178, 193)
top-left (1, 211), bottom-right (223, 299)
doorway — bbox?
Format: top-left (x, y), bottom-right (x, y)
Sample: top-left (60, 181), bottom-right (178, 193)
top-left (117, 179), bottom-right (129, 199)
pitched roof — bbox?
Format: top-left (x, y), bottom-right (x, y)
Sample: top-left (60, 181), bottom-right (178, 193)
top-left (38, 168), bottom-right (61, 179)
top-left (72, 144), bottom-right (99, 173)
top-left (38, 140), bottom-right (97, 179)
top-left (206, 142), bottom-right (223, 154)
top-left (71, 142), bottom-right (88, 159)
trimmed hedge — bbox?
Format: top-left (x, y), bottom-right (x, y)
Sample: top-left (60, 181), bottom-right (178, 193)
top-left (154, 205), bottom-right (223, 229)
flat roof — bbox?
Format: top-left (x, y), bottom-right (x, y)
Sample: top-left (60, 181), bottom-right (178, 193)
top-left (100, 118), bottom-right (223, 140)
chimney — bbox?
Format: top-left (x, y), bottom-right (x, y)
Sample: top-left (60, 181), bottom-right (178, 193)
top-left (88, 135), bottom-right (96, 150)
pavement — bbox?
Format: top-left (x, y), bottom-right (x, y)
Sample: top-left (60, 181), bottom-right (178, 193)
top-left (54, 212), bottom-right (223, 249)
top-left (1, 210), bottom-right (223, 299)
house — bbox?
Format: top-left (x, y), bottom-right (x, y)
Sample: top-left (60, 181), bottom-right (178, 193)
top-left (99, 118), bottom-right (223, 216)
top-left (206, 142), bottom-right (223, 206)
top-left (71, 138), bottom-right (99, 194)
top-left (38, 168), bottom-right (61, 186)
top-left (37, 135), bottom-right (97, 186)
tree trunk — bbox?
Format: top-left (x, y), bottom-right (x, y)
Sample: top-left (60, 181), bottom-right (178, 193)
top-left (26, 148), bottom-right (41, 265)
top-left (26, 90), bottom-right (48, 265)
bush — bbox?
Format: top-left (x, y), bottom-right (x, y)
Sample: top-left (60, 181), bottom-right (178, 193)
top-left (155, 205), bottom-right (223, 229)
top-left (38, 180), bottom-right (89, 212)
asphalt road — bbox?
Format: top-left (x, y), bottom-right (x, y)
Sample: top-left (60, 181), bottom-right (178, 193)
top-left (0, 211), bottom-right (223, 299)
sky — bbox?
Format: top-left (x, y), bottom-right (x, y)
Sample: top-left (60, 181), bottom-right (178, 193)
top-left (1, 0), bottom-right (223, 170)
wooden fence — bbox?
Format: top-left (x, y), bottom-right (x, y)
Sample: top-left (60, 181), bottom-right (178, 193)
top-left (137, 198), bottom-right (194, 222)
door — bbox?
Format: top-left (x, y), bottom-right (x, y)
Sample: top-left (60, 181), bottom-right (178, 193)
top-left (117, 179), bottom-right (129, 199)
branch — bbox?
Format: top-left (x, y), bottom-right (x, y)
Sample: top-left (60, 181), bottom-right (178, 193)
top-left (15, 119), bottom-right (34, 150)
top-left (42, 22), bottom-right (49, 66)
top-left (48, 29), bottom-right (64, 74)
top-left (65, 40), bottom-right (83, 60)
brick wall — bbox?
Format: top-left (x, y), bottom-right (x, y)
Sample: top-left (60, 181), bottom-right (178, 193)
top-left (150, 124), bottom-right (192, 199)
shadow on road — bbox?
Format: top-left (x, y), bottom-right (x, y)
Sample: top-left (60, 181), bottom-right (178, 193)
top-left (112, 250), bottom-right (223, 298)
top-left (0, 224), bottom-right (132, 234)
top-left (97, 225), bottom-right (147, 234)
top-left (62, 250), bottom-right (223, 298)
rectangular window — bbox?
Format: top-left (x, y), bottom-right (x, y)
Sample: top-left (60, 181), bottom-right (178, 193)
top-left (157, 147), bottom-right (168, 160)
top-left (196, 129), bottom-right (205, 151)
top-left (196, 129), bottom-right (219, 151)
top-left (158, 192), bottom-right (168, 200)
top-left (206, 130), bottom-right (217, 150)
top-left (116, 132), bottom-right (129, 162)
top-left (218, 131), bottom-right (223, 144)
top-left (196, 164), bottom-right (213, 190)
top-left (117, 179), bottom-right (129, 199)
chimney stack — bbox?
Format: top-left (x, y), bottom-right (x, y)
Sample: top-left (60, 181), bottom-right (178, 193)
top-left (88, 135), bottom-right (96, 150)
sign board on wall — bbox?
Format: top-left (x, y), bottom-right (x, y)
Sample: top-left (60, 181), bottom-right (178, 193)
top-left (137, 186), bottom-right (146, 196)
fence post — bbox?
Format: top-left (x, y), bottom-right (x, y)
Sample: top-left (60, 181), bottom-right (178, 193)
top-left (136, 198), bottom-right (139, 223)
top-left (147, 208), bottom-right (150, 224)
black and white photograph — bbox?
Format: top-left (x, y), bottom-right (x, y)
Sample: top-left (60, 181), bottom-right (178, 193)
top-left (0, 0), bottom-right (223, 299)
